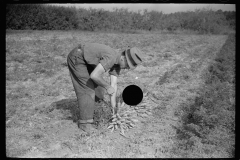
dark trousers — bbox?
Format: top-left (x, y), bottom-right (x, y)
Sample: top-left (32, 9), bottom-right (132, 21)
top-left (67, 46), bottom-right (105, 122)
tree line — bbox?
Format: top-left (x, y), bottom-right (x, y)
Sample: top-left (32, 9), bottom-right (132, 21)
top-left (6, 4), bottom-right (235, 34)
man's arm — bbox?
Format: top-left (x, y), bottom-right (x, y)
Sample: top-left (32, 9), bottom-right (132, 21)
top-left (110, 75), bottom-right (118, 111)
top-left (90, 63), bottom-right (112, 91)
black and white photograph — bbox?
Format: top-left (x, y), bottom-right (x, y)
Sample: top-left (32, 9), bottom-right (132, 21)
top-left (6, 3), bottom-right (235, 158)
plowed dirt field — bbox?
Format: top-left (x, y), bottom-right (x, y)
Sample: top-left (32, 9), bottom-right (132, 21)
top-left (6, 31), bottom-right (228, 158)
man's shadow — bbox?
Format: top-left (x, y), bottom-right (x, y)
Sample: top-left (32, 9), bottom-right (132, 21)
top-left (48, 96), bottom-right (103, 123)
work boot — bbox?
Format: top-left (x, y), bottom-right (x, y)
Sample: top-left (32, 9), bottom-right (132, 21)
top-left (78, 122), bottom-right (98, 134)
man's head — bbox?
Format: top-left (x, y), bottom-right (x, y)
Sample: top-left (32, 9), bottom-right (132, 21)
top-left (119, 47), bottom-right (143, 70)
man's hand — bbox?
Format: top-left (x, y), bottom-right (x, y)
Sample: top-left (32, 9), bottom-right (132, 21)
top-left (107, 86), bottom-right (115, 95)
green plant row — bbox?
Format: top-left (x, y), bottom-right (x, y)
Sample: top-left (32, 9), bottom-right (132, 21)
top-left (173, 34), bottom-right (235, 158)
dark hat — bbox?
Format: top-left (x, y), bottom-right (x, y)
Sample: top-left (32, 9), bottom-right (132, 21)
top-left (125, 47), bottom-right (143, 69)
